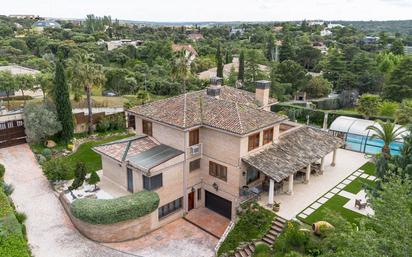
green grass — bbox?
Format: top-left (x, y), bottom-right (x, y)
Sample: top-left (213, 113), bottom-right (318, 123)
top-left (359, 162), bottom-right (376, 176)
top-left (343, 177), bottom-right (376, 194)
top-left (218, 203), bottom-right (275, 256)
top-left (301, 195), bottom-right (364, 225)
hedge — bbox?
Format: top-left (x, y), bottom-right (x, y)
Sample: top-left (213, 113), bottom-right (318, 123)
top-left (272, 103), bottom-right (394, 127)
top-left (70, 191), bottom-right (160, 224)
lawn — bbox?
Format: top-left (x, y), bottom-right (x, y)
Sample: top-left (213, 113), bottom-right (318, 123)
top-left (343, 177), bottom-right (376, 194)
top-left (301, 195), bottom-right (364, 225)
top-left (359, 162), bottom-right (376, 176)
top-left (218, 203), bottom-right (275, 256)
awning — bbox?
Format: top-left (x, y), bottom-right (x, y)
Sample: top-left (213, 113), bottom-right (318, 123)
top-left (242, 126), bottom-right (344, 182)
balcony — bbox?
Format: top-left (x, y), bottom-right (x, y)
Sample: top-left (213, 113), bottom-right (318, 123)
top-left (186, 143), bottom-right (203, 159)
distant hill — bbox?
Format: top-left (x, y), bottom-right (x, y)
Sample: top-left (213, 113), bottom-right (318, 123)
top-left (333, 20), bottom-right (412, 35)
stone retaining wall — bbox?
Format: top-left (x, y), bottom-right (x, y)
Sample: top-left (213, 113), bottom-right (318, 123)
top-left (59, 192), bottom-right (157, 243)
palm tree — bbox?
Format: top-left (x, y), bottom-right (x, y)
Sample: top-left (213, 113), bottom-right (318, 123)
top-left (366, 120), bottom-right (404, 158)
top-left (68, 54), bottom-right (106, 134)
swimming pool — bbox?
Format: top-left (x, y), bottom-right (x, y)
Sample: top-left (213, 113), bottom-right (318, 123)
top-left (345, 133), bottom-right (402, 155)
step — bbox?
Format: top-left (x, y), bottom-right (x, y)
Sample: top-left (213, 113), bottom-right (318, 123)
top-left (272, 220), bottom-right (285, 228)
top-left (268, 229), bottom-right (280, 236)
top-left (276, 216), bottom-right (287, 223)
top-left (265, 233), bottom-right (276, 241)
top-left (271, 225), bottom-right (283, 233)
top-left (248, 244), bottom-right (255, 252)
top-left (235, 252), bottom-right (242, 257)
top-left (239, 249), bottom-right (248, 257)
top-left (262, 237), bottom-right (274, 245)
top-left (244, 246), bottom-right (252, 256)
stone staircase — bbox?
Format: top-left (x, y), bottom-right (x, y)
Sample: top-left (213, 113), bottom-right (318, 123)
top-left (262, 216), bottom-right (287, 245)
top-left (223, 216), bottom-right (287, 257)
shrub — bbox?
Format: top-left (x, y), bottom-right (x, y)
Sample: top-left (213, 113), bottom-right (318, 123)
top-left (24, 102), bottom-right (62, 143)
top-left (36, 154), bottom-right (47, 165)
top-left (70, 191), bottom-right (159, 224)
top-left (41, 148), bottom-right (52, 159)
top-left (379, 101), bottom-right (398, 117)
top-left (68, 162), bottom-right (86, 191)
top-left (2, 183), bottom-right (14, 196)
top-left (88, 171), bottom-right (100, 190)
top-left (42, 158), bottom-right (73, 181)
top-left (0, 164), bottom-right (4, 179)
top-left (96, 118), bottom-right (111, 132)
top-left (14, 212), bottom-right (27, 224)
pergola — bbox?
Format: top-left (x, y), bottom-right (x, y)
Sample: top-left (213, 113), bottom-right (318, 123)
top-left (242, 126), bottom-right (344, 206)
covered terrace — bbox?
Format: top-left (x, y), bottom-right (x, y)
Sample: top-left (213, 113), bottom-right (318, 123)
top-left (242, 126), bottom-right (344, 208)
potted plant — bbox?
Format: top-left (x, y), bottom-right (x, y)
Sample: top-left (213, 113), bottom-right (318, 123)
top-left (273, 202), bottom-right (280, 212)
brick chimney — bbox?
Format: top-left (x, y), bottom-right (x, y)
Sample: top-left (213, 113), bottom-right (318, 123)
top-left (255, 80), bottom-right (271, 109)
top-left (207, 77), bottom-right (223, 98)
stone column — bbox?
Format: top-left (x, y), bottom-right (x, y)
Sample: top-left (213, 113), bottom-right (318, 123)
top-left (320, 157), bottom-right (325, 174)
top-left (331, 149), bottom-right (337, 167)
top-left (287, 174), bottom-right (294, 195)
top-left (268, 179), bottom-right (274, 206)
top-left (305, 164), bottom-right (311, 184)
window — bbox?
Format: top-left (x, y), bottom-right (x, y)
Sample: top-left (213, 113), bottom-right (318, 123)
top-left (197, 188), bottom-right (201, 201)
top-left (248, 133), bottom-right (260, 151)
top-left (158, 197), bottom-right (183, 219)
top-left (143, 173), bottom-right (163, 190)
top-left (263, 128), bottom-right (274, 145)
top-left (189, 128), bottom-right (199, 146)
top-left (246, 167), bottom-right (260, 184)
top-left (142, 120), bottom-right (152, 136)
top-left (209, 161), bottom-right (227, 182)
top-left (189, 159), bottom-right (201, 172)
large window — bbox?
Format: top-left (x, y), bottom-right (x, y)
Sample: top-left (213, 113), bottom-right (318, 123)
top-left (246, 167), bottom-right (260, 184)
top-left (248, 133), bottom-right (260, 151)
top-left (189, 159), bottom-right (201, 172)
top-left (143, 173), bottom-right (163, 190)
top-left (209, 161), bottom-right (227, 182)
top-left (142, 120), bottom-right (152, 136)
top-left (189, 128), bottom-right (199, 146)
top-left (263, 128), bottom-right (273, 145)
top-left (158, 197), bottom-right (183, 219)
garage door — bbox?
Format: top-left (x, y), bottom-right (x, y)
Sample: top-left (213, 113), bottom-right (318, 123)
top-left (0, 120), bottom-right (26, 149)
top-left (205, 191), bottom-right (232, 219)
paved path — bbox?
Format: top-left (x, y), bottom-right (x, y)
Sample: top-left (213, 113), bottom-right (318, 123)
top-left (0, 144), bottom-right (130, 257)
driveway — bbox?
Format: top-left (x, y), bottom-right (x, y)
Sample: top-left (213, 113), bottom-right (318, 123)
top-left (0, 144), bottom-right (216, 257)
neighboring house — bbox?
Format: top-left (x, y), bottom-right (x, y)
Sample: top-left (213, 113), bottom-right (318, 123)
top-left (9, 14), bottom-right (38, 19)
top-left (172, 44), bottom-right (198, 65)
top-left (308, 20), bottom-right (324, 26)
top-left (187, 32), bottom-right (204, 41)
top-left (404, 46), bottom-right (412, 55)
top-left (93, 78), bottom-right (343, 231)
top-left (32, 20), bottom-right (61, 32)
top-left (198, 57), bottom-right (269, 80)
top-left (229, 28), bottom-right (245, 36)
top-left (320, 28), bottom-right (332, 37)
top-left (0, 65), bottom-right (42, 98)
top-left (327, 23), bottom-right (344, 29)
top-left (363, 36), bottom-right (380, 45)
top-left (313, 42), bottom-right (328, 55)
top-left (105, 39), bottom-right (144, 51)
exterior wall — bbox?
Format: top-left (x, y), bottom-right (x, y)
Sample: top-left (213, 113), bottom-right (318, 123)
top-left (240, 124), bottom-right (281, 157)
top-left (102, 156), bottom-right (127, 191)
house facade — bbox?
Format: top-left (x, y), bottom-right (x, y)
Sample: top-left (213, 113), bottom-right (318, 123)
top-left (93, 78), bottom-right (342, 230)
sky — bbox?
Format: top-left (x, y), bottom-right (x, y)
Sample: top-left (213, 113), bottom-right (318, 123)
top-left (2, 0), bottom-right (412, 22)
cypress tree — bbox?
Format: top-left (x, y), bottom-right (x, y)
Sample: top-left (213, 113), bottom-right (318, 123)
top-left (53, 60), bottom-right (74, 143)
top-left (238, 50), bottom-right (245, 82)
top-left (216, 43), bottom-right (224, 78)
top-left (266, 34), bottom-right (275, 61)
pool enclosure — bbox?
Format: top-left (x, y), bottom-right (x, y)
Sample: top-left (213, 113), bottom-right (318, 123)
top-left (329, 116), bottom-right (408, 155)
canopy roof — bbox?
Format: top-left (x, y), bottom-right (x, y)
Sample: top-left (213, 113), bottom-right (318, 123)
top-left (242, 126), bottom-right (344, 182)
top-left (330, 116), bottom-right (408, 140)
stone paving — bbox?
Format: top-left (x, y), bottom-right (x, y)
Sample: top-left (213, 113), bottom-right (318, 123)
top-left (297, 165), bottom-right (377, 220)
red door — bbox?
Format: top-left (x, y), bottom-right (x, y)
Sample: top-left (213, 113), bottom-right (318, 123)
top-left (188, 191), bottom-right (195, 211)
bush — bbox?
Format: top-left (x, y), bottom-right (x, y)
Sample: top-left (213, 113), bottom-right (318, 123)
top-left (96, 114), bottom-right (126, 133)
top-left (70, 191), bottom-right (159, 224)
top-left (36, 154), bottom-right (47, 165)
top-left (96, 118), bottom-right (111, 132)
top-left (0, 164), bottom-right (4, 179)
top-left (14, 212), bottom-right (27, 224)
top-left (41, 148), bottom-right (52, 160)
top-left (24, 102), bottom-right (62, 143)
top-left (42, 158), bottom-right (73, 181)
top-left (1, 183), bottom-right (14, 196)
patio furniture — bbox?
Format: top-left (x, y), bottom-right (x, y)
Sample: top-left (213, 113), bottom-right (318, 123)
top-left (355, 199), bottom-right (367, 209)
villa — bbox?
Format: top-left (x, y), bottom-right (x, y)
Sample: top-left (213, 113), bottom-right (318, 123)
top-left (93, 78), bottom-right (343, 234)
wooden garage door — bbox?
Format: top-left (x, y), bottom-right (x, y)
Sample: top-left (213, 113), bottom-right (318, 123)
top-left (205, 191), bottom-right (232, 219)
top-left (0, 120), bottom-right (26, 148)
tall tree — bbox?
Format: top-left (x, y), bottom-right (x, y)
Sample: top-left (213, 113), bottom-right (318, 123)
top-left (53, 60), bottom-right (74, 143)
top-left (0, 71), bottom-right (16, 110)
top-left (390, 39), bottom-right (404, 55)
top-left (366, 120), bottom-right (403, 158)
top-left (68, 54), bottom-right (106, 134)
top-left (238, 50), bottom-right (245, 82)
top-left (266, 34), bottom-right (275, 61)
top-left (279, 35), bottom-right (295, 62)
top-left (216, 43), bottom-right (224, 78)
top-left (36, 72), bottom-right (53, 102)
top-left (357, 94), bottom-right (381, 119)
top-left (15, 74), bottom-right (35, 105)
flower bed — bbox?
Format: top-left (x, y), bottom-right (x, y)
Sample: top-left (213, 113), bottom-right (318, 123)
top-left (70, 191), bottom-right (159, 225)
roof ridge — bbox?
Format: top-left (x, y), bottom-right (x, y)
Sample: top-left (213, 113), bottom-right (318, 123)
top-left (235, 102), bottom-right (244, 134)
top-left (183, 93), bottom-right (187, 127)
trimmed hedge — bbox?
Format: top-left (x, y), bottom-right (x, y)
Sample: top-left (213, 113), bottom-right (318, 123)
top-left (70, 191), bottom-right (160, 224)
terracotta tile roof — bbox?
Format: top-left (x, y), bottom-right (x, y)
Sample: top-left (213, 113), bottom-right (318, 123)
top-left (242, 126), bottom-right (344, 182)
top-left (128, 86), bottom-right (284, 135)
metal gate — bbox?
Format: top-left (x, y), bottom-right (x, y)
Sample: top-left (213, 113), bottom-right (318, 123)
top-left (0, 119), bottom-right (26, 148)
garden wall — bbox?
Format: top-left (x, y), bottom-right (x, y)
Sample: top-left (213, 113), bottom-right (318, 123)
top-left (59, 193), bottom-right (158, 243)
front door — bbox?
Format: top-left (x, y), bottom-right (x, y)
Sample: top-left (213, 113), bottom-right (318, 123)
top-left (188, 191), bottom-right (195, 211)
top-left (127, 168), bottom-right (134, 193)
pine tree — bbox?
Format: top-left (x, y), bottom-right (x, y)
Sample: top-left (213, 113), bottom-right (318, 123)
top-left (238, 50), bottom-right (245, 82)
top-left (216, 43), bottom-right (224, 78)
top-left (53, 60), bottom-right (74, 143)
top-left (88, 170), bottom-right (100, 191)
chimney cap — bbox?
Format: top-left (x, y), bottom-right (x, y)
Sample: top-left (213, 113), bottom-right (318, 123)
top-left (210, 77), bottom-right (223, 86)
top-left (256, 80), bottom-right (271, 89)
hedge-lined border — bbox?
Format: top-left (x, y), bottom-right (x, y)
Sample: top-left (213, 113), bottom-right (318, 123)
top-left (70, 191), bottom-right (159, 224)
